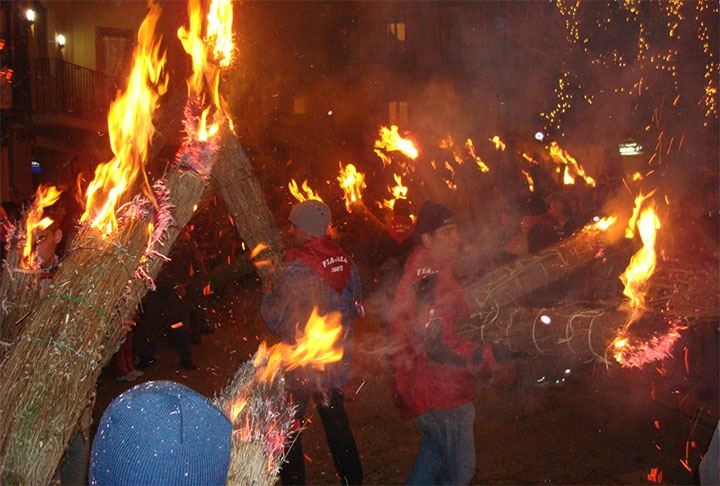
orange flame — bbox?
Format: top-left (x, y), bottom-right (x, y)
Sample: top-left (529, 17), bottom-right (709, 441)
top-left (548, 142), bottom-right (596, 187)
top-left (252, 308), bottom-right (344, 384)
top-left (521, 169), bottom-right (535, 192)
top-left (337, 163), bottom-right (366, 212)
top-left (590, 216), bottom-right (617, 231)
top-left (178, 0), bottom-right (233, 139)
top-left (620, 202), bottom-right (660, 317)
top-left (382, 173), bottom-right (408, 211)
top-left (288, 179), bottom-right (324, 202)
top-left (374, 125), bottom-right (418, 164)
top-left (490, 135), bottom-right (506, 151)
top-left (22, 184), bottom-right (62, 268)
top-left (81, 2), bottom-right (167, 234)
top-left (466, 139), bottom-right (490, 172)
top-left (206, 0), bottom-right (234, 69)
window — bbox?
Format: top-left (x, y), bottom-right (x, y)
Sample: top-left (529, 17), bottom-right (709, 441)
top-left (386, 22), bottom-right (406, 55)
top-left (388, 101), bottom-right (408, 126)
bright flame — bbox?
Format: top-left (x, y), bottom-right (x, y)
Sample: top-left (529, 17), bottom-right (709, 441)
top-left (620, 203), bottom-right (660, 316)
top-left (466, 139), bottom-right (490, 172)
top-left (521, 169), bottom-right (535, 192)
top-left (22, 184), bottom-right (62, 268)
top-left (374, 125), bottom-right (419, 165)
top-left (382, 173), bottom-right (408, 211)
top-left (490, 135), bottom-right (506, 151)
top-left (626, 190), bottom-right (656, 239)
top-left (177, 0), bottom-right (233, 139)
top-left (81, 2), bottom-right (167, 234)
top-left (288, 179), bottom-right (323, 202)
top-left (250, 242), bottom-right (268, 259)
top-left (590, 216), bottom-right (617, 231)
top-left (253, 307), bottom-right (344, 384)
top-left (206, 0), bottom-right (234, 68)
top-left (548, 142), bottom-right (596, 187)
top-left (337, 163), bottom-right (366, 212)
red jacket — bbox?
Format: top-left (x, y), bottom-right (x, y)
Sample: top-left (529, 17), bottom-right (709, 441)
top-left (388, 245), bottom-right (479, 418)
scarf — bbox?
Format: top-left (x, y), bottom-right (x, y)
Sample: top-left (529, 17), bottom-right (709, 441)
top-left (284, 236), bottom-right (351, 293)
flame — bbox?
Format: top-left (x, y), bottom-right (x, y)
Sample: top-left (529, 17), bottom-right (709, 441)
top-left (337, 163), bottom-right (366, 212)
top-left (620, 203), bottom-right (660, 316)
top-left (250, 242), bottom-right (269, 259)
top-left (22, 184), bottom-right (62, 268)
top-left (178, 0), bottom-right (233, 139)
top-left (81, 2), bottom-right (167, 234)
top-left (590, 216), bottom-right (617, 231)
top-left (490, 135), bottom-right (506, 151)
top-left (625, 190), bottom-right (656, 239)
top-left (521, 169), bottom-right (535, 192)
top-left (253, 307), bottom-right (344, 384)
top-left (548, 142), bottom-right (596, 187)
top-left (382, 173), bottom-right (409, 211)
top-left (288, 179), bottom-right (324, 202)
top-left (206, 0), bottom-right (234, 68)
top-left (466, 139), bottom-right (490, 172)
top-left (374, 125), bottom-right (419, 165)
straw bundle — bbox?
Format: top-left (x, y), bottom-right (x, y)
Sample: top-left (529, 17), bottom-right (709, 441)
top-left (0, 127), bottom-right (220, 483)
top-left (463, 222), bottom-right (611, 316)
top-left (0, 267), bottom-right (40, 348)
top-left (457, 304), bottom-right (621, 361)
top-left (212, 135), bottom-right (285, 286)
top-left (215, 355), bottom-right (296, 486)
top-left (457, 303), bottom-right (680, 367)
top-left (0, 217), bottom-right (150, 483)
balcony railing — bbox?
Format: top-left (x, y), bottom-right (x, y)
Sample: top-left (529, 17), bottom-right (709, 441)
top-left (31, 58), bottom-right (112, 122)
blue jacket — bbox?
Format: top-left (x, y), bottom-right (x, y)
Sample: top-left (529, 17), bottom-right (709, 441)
top-left (261, 246), bottom-right (362, 392)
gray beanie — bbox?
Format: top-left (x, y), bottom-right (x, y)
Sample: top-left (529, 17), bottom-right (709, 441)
top-left (89, 381), bottom-right (232, 485)
top-left (289, 200), bottom-right (331, 237)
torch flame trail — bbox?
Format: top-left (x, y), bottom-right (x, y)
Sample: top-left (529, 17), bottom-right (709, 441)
top-left (548, 141), bottom-right (596, 187)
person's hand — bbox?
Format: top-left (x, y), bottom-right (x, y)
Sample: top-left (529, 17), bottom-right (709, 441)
top-left (121, 318), bottom-right (136, 336)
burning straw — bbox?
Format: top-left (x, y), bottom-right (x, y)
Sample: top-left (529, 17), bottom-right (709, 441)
top-left (215, 350), bottom-right (296, 486)
top-left (457, 303), bottom-right (683, 368)
top-left (0, 120), bottom-right (229, 485)
top-left (463, 218), bottom-right (616, 316)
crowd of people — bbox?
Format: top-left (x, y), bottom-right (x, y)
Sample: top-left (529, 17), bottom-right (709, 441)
top-left (2, 160), bottom-right (718, 484)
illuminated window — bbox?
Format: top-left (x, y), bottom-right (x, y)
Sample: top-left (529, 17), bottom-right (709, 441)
top-left (293, 96), bottom-right (306, 115)
top-left (387, 22), bottom-right (406, 54)
top-left (387, 22), bottom-right (405, 42)
top-left (388, 101), bottom-right (408, 125)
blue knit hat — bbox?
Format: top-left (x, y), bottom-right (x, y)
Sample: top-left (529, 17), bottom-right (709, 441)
top-left (89, 381), bottom-right (232, 485)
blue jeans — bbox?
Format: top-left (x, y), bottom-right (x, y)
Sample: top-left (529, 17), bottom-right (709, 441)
top-left (406, 402), bottom-right (476, 485)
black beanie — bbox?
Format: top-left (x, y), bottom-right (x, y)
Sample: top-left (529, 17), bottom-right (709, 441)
top-left (414, 201), bottom-right (455, 236)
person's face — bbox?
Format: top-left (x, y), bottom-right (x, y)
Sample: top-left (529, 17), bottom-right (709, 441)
top-left (34, 227), bottom-right (61, 266)
top-left (423, 223), bottom-right (460, 256)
